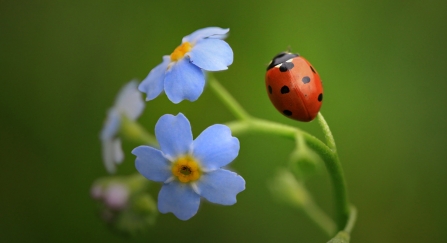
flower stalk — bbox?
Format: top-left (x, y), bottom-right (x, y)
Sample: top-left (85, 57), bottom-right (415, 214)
top-left (209, 76), bottom-right (352, 231)
top-left (208, 74), bottom-right (251, 121)
top-left (119, 115), bottom-right (158, 146)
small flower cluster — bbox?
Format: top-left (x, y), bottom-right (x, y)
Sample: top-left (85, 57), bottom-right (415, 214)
top-left (90, 175), bottom-right (158, 235)
top-left (99, 27), bottom-right (245, 221)
top-left (139, 27), bottom-right (233, 104)
top-left (100, 81), bottom-right (145, 174)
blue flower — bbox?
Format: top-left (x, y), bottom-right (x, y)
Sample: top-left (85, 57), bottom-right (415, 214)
top-left (100, 81), bottom-right (145, 173)
top-left (132, 113), bottom-right (245, 220)
top-left (138, 27), bottom-right (233, 104)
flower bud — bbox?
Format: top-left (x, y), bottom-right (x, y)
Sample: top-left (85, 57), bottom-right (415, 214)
top-left (104, 183), bottom-right (129, 210)
top-left (289, 140), bottom-right (323, 180)
top-left (90, 174), bottom-right (158, 235)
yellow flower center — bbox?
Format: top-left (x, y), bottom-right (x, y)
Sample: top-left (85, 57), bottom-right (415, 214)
top-left (170, 42), bottom-right (192, 62)
top-left (171, 156), bottom-right (201, 183)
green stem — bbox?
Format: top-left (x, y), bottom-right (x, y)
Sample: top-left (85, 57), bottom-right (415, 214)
top-left (269, 169), bottom-right (336, 236)
top-left (326, 206), bottom-right (357, 242)
top-left (208, 75), bottom-right (251, 121)
top-left (317, 112), bottom-right (337, 152)
top-left (209, 77), bottom-right (351, 231)
top-left (303, 200), bottom-right (337, 237)
top-left (317, 113), bottom-right (350, 230)
top-left (325, 153), bottom-right (350, 230)
top-left (344, 205), bottom-right (357, 234)
top-left (226, 118), bottom-right (331, 157)
top-left (120, 116), bottom-right (158, 146)
top-left (227, 118), bottom-right (350, 230)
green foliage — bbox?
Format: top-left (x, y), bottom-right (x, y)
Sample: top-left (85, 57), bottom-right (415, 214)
top-left (1, 0), bottom-right (447, 242)
top-left (288, 134), bottom-right (324, 180)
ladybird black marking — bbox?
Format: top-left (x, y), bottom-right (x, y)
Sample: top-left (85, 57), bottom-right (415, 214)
top-left (280, 86), bottom-right (289, 94)
top-left (283, 110), bottom-right (292, 116)
top-left (318, 93), bottom-right (323, 102)
top-left (267, 52), bottom-right (299, 70)
top-left (279, 62), bottom-right (294, 72)
top-left (310, 66), bottom-right (316, 74)
top-left (302, 76), bottom-right (310, 84)
top-left (268, 85), bottom-right (272, 94)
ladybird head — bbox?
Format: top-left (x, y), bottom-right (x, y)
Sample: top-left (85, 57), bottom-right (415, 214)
top-left (267, 52), bottom-right (299, 71)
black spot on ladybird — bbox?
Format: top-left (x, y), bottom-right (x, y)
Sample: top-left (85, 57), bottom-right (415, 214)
top-left (302, 76), bottom-right (310, 84)
top-left (283, 110), bottom-right (292, 116)
top-left (318, 93), bottom-right (323, 102)
top-left (279, 62), bottom-right (294, 72)
top-left (267, 52), bottom-right (299, 70)
top-left (280, 86), bottom-right (289, 94)
top-left (310, 66), bottom-right (316, 74)
top-left (268, 85), bottom-right (272, 94)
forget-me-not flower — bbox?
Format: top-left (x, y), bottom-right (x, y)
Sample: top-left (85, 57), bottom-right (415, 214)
top-left (100, 81), bottom-right (145, 173)
top-left (138, 27), bottom-right (233, 104)
top-left (132, 113), bottom-right (245, 220)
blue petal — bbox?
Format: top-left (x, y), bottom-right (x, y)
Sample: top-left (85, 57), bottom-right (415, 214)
top-left (102, 138), bottom-right (124, 174)
top-left (158, 181), bottom-right (201, 220)
top-left (192, 124), bottom-right (239, 171)
top-left (139, 56), bottom-right (171, 101)
top-left (155, 113), bottom-right (193, 159)
top-left (132, 146), bottom-right (172, 182)
top-left (188, 39), bottom-right (233, 71)
top-left (182, 27), bottom-right (229, 43)
top-left (100, 108), bottom-right (120, 141)
top-left (112, 139), bottom-right (124, 164)
top-left (164, 58), bottom-right (205, 103)
top-left (195, 169), bottom-right (245, 205)
top-left (114, 81), bottom-right (145, 120)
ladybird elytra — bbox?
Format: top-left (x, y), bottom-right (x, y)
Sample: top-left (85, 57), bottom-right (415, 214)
top-left (265, 52), bottom-right (323, 122)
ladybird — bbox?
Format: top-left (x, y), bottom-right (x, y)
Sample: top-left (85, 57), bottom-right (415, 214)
top-left (265, 52), bottom-right (323, 122)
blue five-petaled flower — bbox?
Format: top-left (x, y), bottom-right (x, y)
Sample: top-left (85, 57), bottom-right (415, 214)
top-left (138, 27), bottom-right (233, 104)
top-left (132, 113), bottom-right (245, 220)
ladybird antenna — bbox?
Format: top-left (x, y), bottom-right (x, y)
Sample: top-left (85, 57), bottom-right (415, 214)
top-left (286, 45), bottom-right (292, 53)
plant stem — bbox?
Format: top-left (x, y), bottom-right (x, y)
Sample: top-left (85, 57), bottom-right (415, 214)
top-left (226, 118), bottom-right (331, 157)
top-left (270, 169), bottom-right (336, 236)
top-left (344, 205), bottom-right (357, 234)
top-left (316, 112), bottom-right (350, 230)
top-left (324, 152), bottom-right (350, 230)
top-left (303, 200), bottom-right (337, 237)
top-left (317, 113), bottom-right (337, 152)
top-left (208, 75), bottom-right (251, 121)
top-left (227, 118), bottom-right (350, 230)
top-left (209, 77), bottom-right (351, 231)
top-left (120, 116), bottom-right (158, 146)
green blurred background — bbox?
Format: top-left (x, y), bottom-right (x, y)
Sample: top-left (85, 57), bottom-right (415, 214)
top-left (1, 0), bottom-right (447, 242)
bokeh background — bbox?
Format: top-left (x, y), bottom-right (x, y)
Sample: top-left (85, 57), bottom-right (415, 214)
top-left (2, 0), bottom-right (447, 242)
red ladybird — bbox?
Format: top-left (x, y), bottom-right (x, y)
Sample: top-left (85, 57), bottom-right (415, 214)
top-left (265, 52), bottom-right (323, 122)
